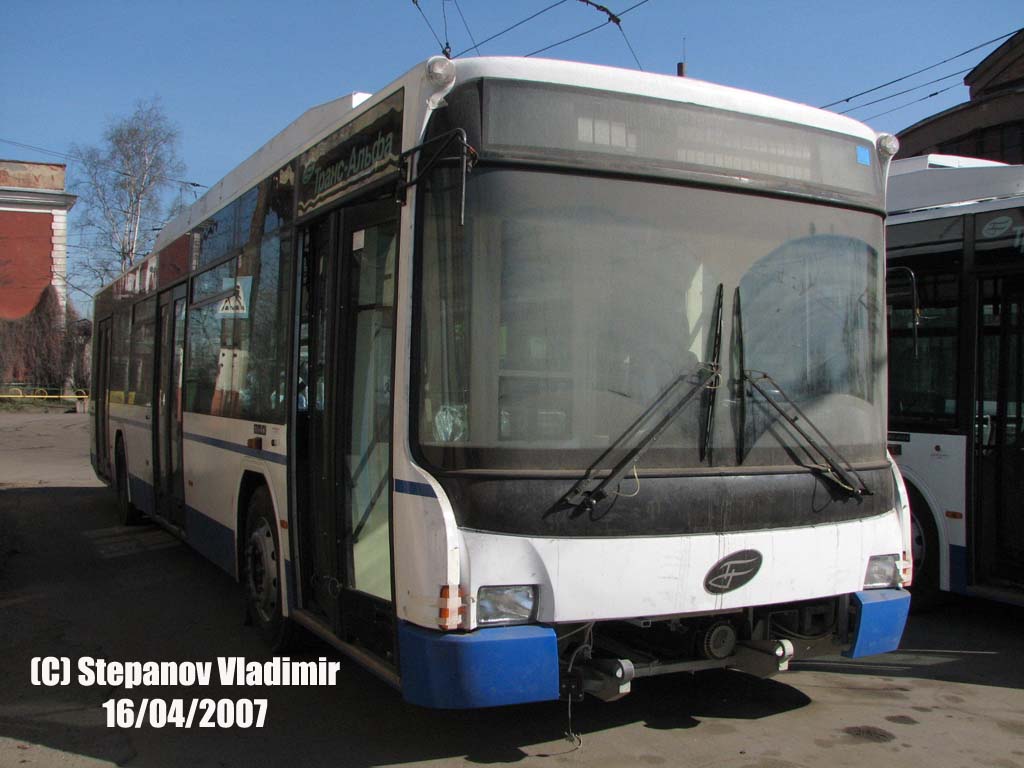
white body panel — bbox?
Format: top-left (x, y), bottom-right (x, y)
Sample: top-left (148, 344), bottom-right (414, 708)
top-left (890, 433), bottom-right (967, 593)
top-left (181, 413), bottom-right (288, 577)
top-left (459, 513), bottom-right (904, 625)
top-left (109, 402), bottom-right (153, 489)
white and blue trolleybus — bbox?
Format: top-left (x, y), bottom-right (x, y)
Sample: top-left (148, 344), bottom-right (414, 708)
top-left (887, 154), bottom-right (1024, 607)
top-left (91, 56), bottom-right (912, 708)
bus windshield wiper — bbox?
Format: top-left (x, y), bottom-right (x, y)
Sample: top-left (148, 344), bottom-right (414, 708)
top-left (699, 283), bottom-right (725, 462)
top-left (743, 370), bottom-right (872, 497)
top-left (563, 363), bottom-right (719, 513)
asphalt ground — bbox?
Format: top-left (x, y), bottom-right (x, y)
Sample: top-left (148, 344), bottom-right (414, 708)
top-left (1, 412), bottom-right (1023, 767)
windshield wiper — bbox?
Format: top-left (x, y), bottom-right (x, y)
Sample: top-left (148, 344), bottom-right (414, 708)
top-left (563, 363), bottom-right (719, 512)
top-left (743, 370), bottom-right (872, 497)
top-left (699, 283), bottom-right (725, 462)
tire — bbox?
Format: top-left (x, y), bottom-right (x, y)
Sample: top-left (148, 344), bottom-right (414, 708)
top-left (115, 439), bottom-right (142, 525)
top-left (908, 485), bottom-right (944, 610)
top-left (242, 486), bottom-right (292, 650)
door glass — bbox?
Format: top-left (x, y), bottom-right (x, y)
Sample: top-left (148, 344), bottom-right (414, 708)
top-left (977, 277), bottom-right (1024, 584)
top-left (170, 298), bottom-right (187, 508)
top-left (297, 220), bottom-right (339, 622)
top-left (347, 222), bottom-right (397, 600)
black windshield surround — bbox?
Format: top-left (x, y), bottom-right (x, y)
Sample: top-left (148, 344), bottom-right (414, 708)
top-left (411, 85), bottom-right (890, 536)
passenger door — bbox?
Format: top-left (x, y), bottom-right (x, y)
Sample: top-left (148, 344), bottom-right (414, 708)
top-left (295, 200), bottom-right (398, 657)
top-left (975, 275), bottom-right (1024, 585)
top-left (94, 318), bottom-right (112, 476)
top-left (154, 283), bottom-right (188, 528)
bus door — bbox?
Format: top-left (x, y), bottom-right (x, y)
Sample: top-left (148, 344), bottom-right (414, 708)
top-left (976, 275), bottom-right (1024, 586)
top-left (94, 318), bottom-right (112, 476)
top-left (297, 200), bottom-right (398, 658)
top-left (154, 283), bottom-right (188, 528)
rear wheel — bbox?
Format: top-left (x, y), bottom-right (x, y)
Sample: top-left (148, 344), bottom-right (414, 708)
top-left (115, 438), bottom-right (141, 525)
top-left (908, 485), bottom-right (943, 610)
top-left (243, 486), bottom-right (291, 649)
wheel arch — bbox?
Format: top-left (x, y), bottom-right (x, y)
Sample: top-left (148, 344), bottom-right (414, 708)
top-left (114, 430), bottom-right (128, 499)
top-left (899, 472), bottom-right (950, 591)
top-left (236, 470), bottom-right (274, 581)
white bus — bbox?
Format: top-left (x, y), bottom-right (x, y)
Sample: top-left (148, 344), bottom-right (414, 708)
top-left (91, 55), bottom-right (911, 708)
top-left (887, 154), bottom-right (1024, 607)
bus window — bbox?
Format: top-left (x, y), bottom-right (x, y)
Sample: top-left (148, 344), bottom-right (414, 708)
top-left (888, 271), bottom-right (960, 428)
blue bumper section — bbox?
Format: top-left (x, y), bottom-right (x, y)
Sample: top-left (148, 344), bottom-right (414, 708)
top-left (843, 589), bottom-right (911, 658)
top-left (398, 623), bottom-right (560, 709)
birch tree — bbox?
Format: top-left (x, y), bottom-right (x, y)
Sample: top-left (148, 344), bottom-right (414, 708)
top-left (71, 99), bottom-right (187, 285)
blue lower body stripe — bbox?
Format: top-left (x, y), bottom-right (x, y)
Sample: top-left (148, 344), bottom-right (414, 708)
top-left (398, 622), bottom-right (559, 708)
top-left (843, 589), bottom-right (910, 658)
top-left (395, 479), bottom-right (436, 498)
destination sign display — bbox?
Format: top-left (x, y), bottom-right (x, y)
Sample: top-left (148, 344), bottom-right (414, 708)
top-left (297, 89), bottom-right (403, 217)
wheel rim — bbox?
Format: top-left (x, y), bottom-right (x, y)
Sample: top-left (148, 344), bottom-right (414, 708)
top-left (246, 518), bottom-right (278, 625)
top-left (911, 513), bottom-right (926, 569)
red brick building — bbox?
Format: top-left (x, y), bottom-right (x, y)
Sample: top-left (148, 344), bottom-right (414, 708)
top-left (0, 160), bottom-right (77, 382)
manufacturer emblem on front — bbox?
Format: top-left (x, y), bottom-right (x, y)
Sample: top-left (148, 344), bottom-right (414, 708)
top-left (704, 550), bottom-right (763, 594)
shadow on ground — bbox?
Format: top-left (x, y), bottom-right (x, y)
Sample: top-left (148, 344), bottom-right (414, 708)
top-left (793, 594), bottom-right (1024, 691)
top-left (19, 486), bottom-right (1024, 764)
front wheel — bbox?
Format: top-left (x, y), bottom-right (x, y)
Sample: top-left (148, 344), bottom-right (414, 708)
top-left (243, 486), bottom-right (291, 649)
top-left (908, 486), bottom-right (943, 610)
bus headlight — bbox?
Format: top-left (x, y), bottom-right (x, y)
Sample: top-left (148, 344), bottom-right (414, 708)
top-left (477, 585), bottom-right (537, 625)
top-left (864, 554), bottom-right (900, 588)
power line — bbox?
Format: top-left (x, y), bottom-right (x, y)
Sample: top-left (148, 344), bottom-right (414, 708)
top-left (410, 0), bottom-right (447, 56)
top-left (863, 83), bottom-right (961, 122)
top-left (0, 137), bottom-right (207, 190)
top-left (820, 28), bottom-right (1020, 109)
top-left (526, 19), bottom-right (605, 57)
top-left (616, 22), bottom-right (643, 70)
top-left (839, 67), bottom-right (971, 115)
top-left (452, 0), bottom-right (481, 56)
top-left (453, 0), bottom-right (570, 58)
top-left (525, 0), bottom-right (651, 59)
top-left (576, 0), bottom-right (643, 69)
top-left (441, 0), bottom-right (452, 56)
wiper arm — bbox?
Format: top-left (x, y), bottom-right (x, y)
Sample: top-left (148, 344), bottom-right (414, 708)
top-left (743, 370), bottom-right (872, 496)
top-left (564, 363), bottom-right (719, 512)
top-left (700, 283), bottom-right (725, 462)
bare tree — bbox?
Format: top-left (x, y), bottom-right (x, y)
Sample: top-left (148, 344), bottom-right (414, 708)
top-left (70, 99), bottom-right (187, 286)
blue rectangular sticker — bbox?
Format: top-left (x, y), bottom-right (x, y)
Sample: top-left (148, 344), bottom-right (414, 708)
top-left (856, 146), bottom-right (872, 166)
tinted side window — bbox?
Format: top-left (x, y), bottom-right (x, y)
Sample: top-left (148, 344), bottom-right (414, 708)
top-left (129, 297), bottom-right (157, 406)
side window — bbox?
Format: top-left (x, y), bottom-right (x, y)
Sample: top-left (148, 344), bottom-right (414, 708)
top-left (185, 259), bottom-right (236, 415)
top-left (128, 297), bottom-right (157, 406)
top-left (236, 233), bottom-right (292, 423)
top-left (888, 269), bottom-right (960, 426)
top-left (108, 303), bottom-right (132, 404)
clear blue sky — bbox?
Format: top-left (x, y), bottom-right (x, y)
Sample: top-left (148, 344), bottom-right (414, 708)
top-left (2, 1), bottom-right (1022, 198)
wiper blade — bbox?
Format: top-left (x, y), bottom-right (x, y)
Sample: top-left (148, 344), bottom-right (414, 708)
top-left (564, 363), bottom-right (719, 512)
top-left (743, 370), bottom-right (872, 497)
top-left (700, 284), bottom-right (725, 462)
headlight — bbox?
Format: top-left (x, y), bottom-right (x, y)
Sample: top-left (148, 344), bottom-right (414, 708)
top-left (864, 554), bottom-right (899, 588)
top-left (477, 585), bottom-right (536, 625)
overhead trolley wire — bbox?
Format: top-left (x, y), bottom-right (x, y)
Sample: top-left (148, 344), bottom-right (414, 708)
top-left (411, 0), bottom-right (448, 56)
top-left (820, 27), bottom-right (1020, 109)
top-left (525, 0), bottom-right (651, 60)
top-left (0, 136), bottom-right (207, 190)
top-left (452, 0), bottom-right (481, 56)
top-left (838, 67), bottom-right (972, 114)
top-left (862, 83), bottom-right (962, 122)
top-left (453, 0), bottom-right (571, 58)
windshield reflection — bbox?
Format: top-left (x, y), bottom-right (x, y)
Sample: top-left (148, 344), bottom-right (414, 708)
top-left (416, 168), bottom-right (886, 471)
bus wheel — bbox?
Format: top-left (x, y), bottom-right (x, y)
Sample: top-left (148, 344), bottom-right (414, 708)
top-left (115, 439), bottom-right (141, 525)
top-left (243, 487), bottom-right (291, 649)
top-left (908, 486), bottom-right (943, 610)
